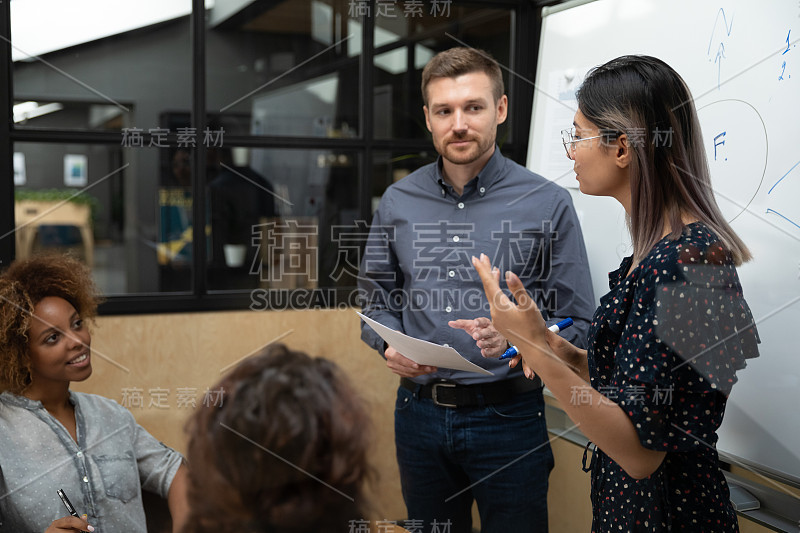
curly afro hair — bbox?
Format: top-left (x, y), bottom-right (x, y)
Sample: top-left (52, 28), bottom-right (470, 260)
top-left (0, 254), bottom-right (102, 394)
top-left (183, 343), bottom-right (374, 533)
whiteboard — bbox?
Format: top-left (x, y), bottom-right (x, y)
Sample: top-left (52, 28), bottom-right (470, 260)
top-left (528, 0), bottom-right (800, 486)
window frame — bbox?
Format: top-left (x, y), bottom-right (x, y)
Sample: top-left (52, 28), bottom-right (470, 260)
top-left (0, 0), bottom-right (539, 315)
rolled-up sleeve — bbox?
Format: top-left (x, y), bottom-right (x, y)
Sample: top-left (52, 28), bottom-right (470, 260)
top-left (91, 397), bottom-right (184, 500)
top-left (129, 415), bottom-right (184, 498)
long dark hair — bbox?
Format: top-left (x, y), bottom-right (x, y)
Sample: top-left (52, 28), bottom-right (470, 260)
top-left (182, 344), bottom-right (373, 532)
top-left (576, 55), bottom-right (751, 265)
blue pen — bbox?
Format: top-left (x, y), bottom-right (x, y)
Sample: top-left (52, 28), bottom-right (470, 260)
top-left (499, 318), bottom-right (573, 360)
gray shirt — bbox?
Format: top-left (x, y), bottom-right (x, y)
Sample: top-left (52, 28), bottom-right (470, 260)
top-left (359, 147), bottom-right (596, 385)
top-left (0, 391), bottom-right (183, 532)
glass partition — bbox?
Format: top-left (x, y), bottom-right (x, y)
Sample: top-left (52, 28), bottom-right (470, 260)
top-left (207, 0), bottom-right (360, 138)
top-left (11, 142), bottom-right (162, 295)
top-left (3, 0), bottom-right (530, 310)
top-left (12, 0), bottom-right (191, 133)
top-left (372, 4), bottom-right (514, 140)
top-left (205, 147), bottom-right (360, 291)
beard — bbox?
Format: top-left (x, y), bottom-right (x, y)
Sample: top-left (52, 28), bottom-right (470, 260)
top-left (434, 132), bottom-right (496, 166)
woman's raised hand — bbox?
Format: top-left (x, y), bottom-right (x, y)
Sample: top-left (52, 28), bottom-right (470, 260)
top-left (471, 254), bottom-right (549, 360)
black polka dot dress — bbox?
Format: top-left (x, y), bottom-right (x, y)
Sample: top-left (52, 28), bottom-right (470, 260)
top-left (586, 222), bottom-right (760, 532)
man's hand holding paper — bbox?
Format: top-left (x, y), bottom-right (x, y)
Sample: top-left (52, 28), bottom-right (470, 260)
top-left (357, 312), bottom-right (493, 376)
top-left (383, 345), bottom-right (438, 378)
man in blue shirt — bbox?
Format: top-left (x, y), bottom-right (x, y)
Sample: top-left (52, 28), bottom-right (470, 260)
top-left (359, 47), bottom-right (595, 532)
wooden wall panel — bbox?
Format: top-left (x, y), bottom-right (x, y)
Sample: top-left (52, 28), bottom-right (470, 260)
top-left (74, 308), bottom-right (405, 521)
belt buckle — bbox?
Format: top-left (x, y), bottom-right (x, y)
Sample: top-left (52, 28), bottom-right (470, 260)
top-left (431, 382), bottom-right (458, 408)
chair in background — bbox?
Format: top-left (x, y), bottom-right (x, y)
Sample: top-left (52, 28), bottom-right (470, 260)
top-left (14, 199), bottom-right (94, 266)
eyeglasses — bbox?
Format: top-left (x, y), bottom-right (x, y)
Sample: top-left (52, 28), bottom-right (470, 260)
top-left (561, 127), bottom-right (604, 160)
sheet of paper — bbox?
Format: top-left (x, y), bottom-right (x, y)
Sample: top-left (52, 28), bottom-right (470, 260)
top-left (535, 67), bottom-right (590, 189)
top-left (357, 312), bottom-right (494, 376)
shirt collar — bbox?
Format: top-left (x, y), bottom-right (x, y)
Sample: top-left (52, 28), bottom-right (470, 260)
top-left (0, 390), bottom-right (77, 410)
top-left (432, 145), bottom-right (506, 198)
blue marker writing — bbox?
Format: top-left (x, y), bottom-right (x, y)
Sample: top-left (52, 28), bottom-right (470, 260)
top-left (499, 318), bottom-right (573, 360)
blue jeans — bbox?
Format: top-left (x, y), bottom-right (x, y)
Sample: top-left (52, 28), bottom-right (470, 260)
top-left (394, 384), bottom-right (554, 533)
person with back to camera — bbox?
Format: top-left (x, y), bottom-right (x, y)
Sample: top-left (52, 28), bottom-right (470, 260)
top-left (181, 343), bottom-right (410, 533)
top-left (358, 46), bottom-right (596, 532)
top-left (0, 254), bottom-right (189, 533)
top-left (472, 55), bottom-right (760, 532)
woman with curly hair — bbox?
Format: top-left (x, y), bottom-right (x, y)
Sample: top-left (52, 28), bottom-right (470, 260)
top-left (0, 254), bottom-right (188, 533)
top-left (182, 343), bottom-right (396, 533)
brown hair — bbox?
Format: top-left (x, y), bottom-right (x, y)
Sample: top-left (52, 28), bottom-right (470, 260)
top-left (576, 55), bottom-right (751, 265)
top-left (421, 47), bottom-right (504, 106)
top-left (0, 254), bottom-right (101, 394)
top-left (182, 343), bottom-right (373, 533)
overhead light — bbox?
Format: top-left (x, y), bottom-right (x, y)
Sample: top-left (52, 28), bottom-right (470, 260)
top-left (13, 101), bottom-right (64, 123)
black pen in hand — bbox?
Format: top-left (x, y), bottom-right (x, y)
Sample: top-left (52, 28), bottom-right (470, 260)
top-left (56, 489), bottom-right (93, 533)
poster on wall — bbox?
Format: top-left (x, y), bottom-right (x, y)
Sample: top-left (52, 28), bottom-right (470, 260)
top-left (64, 154), bottom-right (88, 187)
top-left (13, 152), bottom-right (26, 186)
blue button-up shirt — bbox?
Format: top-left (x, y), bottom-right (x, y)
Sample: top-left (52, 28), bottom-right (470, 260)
top-left (0, 391), bottom-right (183, 532)
top-left (359, 147), bottom-right (596, 385)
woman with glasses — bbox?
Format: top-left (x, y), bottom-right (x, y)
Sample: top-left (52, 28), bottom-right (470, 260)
top-left (472, 55), bottom-right (759, 532)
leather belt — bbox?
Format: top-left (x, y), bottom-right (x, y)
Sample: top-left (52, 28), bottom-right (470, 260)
top-left (400, 375), bottom-right (542, 408)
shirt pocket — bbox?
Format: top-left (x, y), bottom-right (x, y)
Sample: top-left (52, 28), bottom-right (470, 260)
top-left (93, 451), bottom-right (138, 503)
